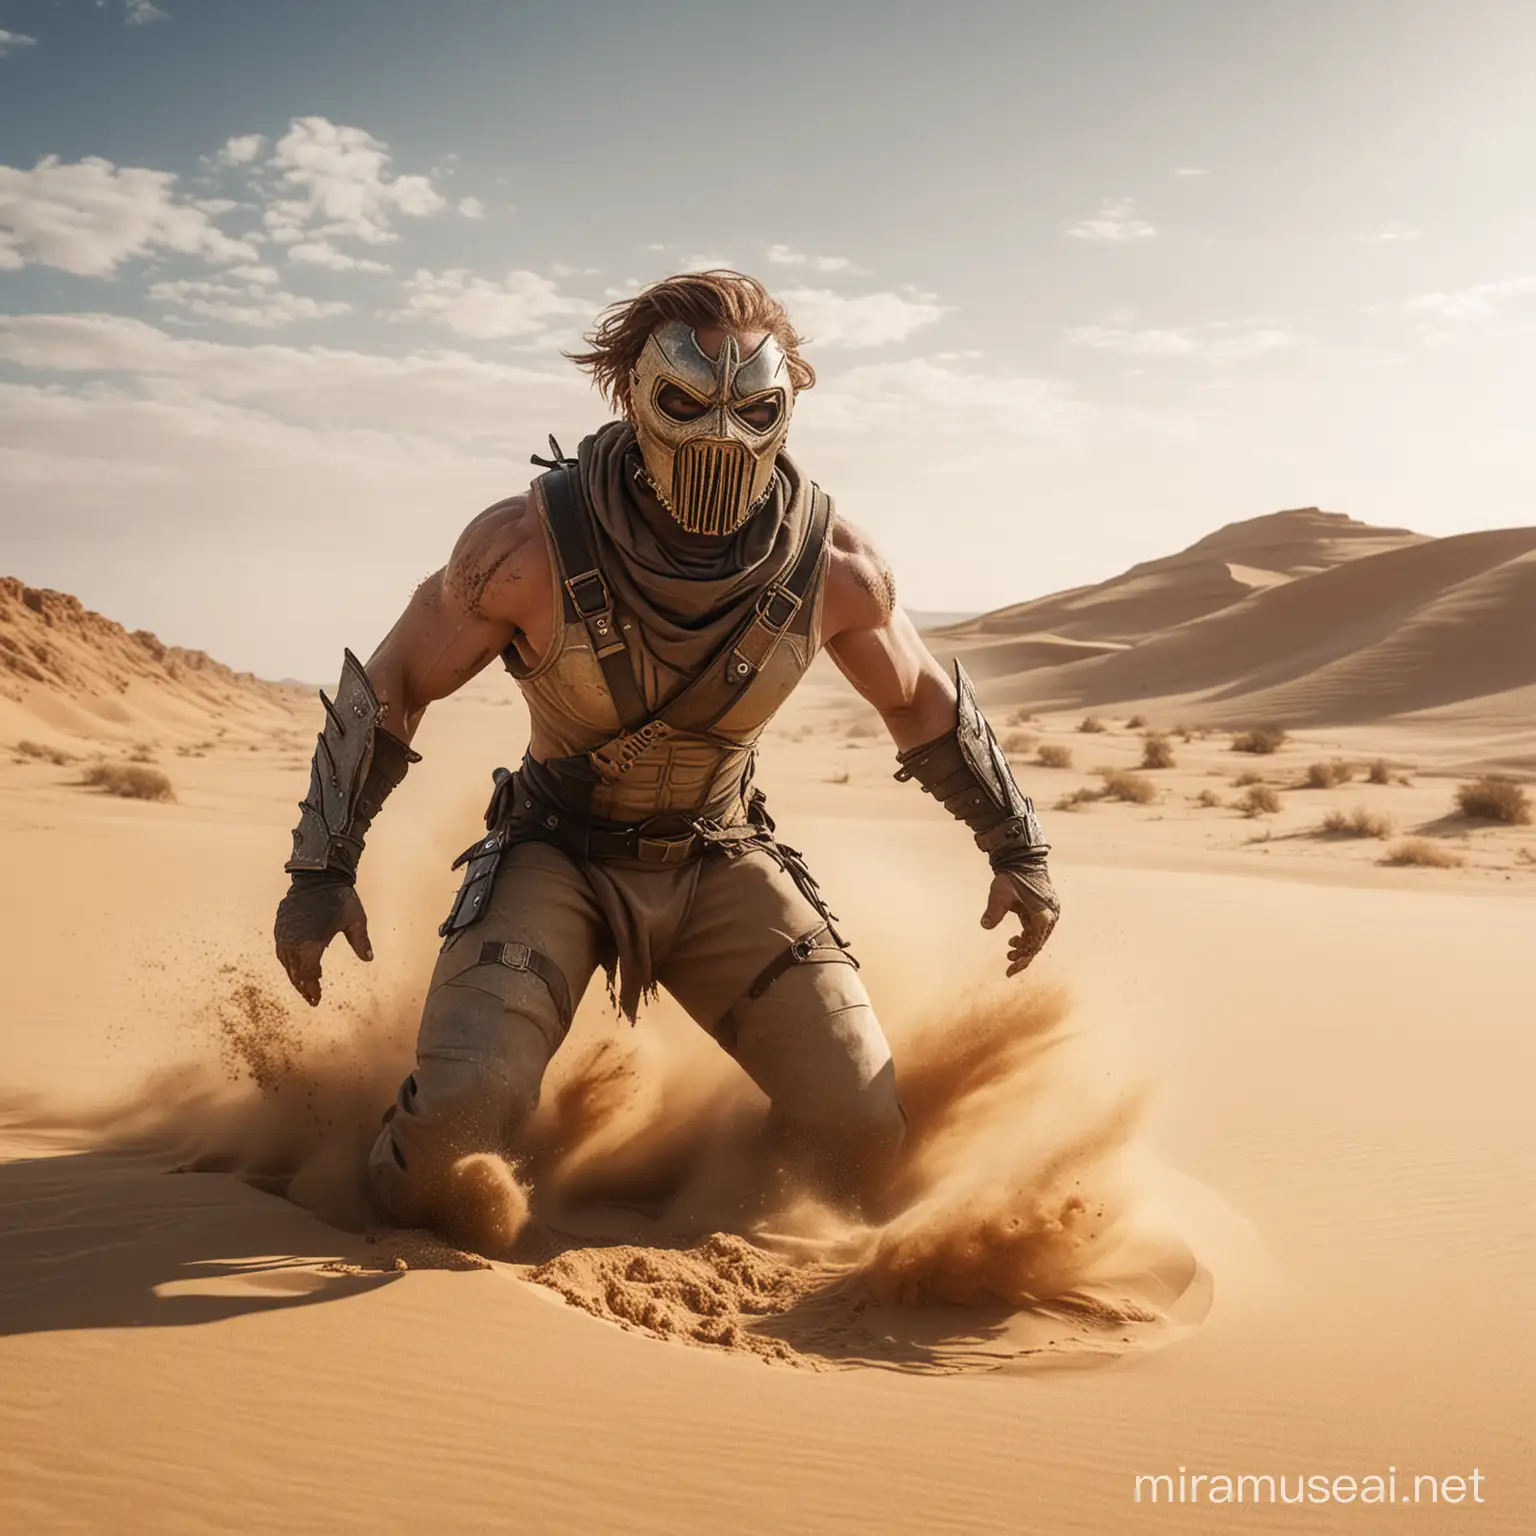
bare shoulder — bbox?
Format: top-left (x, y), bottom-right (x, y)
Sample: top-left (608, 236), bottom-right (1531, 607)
top-left (444, 488), bottom-right (549, 624)
top-left (823, 511), bottom-right (898, 638)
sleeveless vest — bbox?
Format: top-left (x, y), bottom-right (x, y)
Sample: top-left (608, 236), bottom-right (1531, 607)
top-left (505, 468), bottom-right (831, 825)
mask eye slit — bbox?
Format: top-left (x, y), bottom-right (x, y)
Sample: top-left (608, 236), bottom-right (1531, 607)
top-left (654, 381), bottom-right (712, 423)
top-left (731, 392), bottom-right (783, 432)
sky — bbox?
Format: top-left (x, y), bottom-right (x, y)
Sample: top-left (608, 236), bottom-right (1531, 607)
top-left (1, 0), bottom-right (1534, 679)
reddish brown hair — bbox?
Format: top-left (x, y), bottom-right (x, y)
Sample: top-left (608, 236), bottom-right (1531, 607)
top-left (568, 269), bottom-right (816, 413)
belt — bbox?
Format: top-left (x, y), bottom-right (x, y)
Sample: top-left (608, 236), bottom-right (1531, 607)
top-left (585, 826), bottom-right (700, 865)
top-left (516, 792), bottom-right (702, 866)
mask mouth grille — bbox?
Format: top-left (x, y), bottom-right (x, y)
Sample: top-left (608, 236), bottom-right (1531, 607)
top-left (671, 439), bottom-right (754, 536)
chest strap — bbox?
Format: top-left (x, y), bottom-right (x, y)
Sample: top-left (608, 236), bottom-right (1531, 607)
top-left (585, 485), bottom-right (831, 783)
top-left (539, 465), bottom-right (649, 732)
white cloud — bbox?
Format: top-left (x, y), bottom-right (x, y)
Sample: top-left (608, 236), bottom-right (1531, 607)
top-left (0, 28), bottom-right (38, 56)
top-left (766, 243), bottom-right (856, 273)
top-left (1367, 222), bottom-right (1422, 244)
top-left (125, 0), bottom-right (169, 23)
top-left (1066, 198), bottom-right (1156, 242)
top-left (149, 278), bottom-right (351, 329)
top-left (260, 117), bottom-right (446, 266)
top-left (779, 287), bottom-right (949, 348)
top-left (1068, 320), bottom-right (1300, 363)
top-left (398, 268), bottom-right (590, 340)
top-left (287, 239), bottom-right (390, 274)
top-left (805, 357), bottom-right (1093, 443)
top-left (0, 322), bottom-right (604, 679)
top-left (680, 251), bottom-right (735, 271)
top-left (457, 196), bottom-right (486, 220)
top-left (1399, 275), bottom-right (1536, 322)
top-left (0, 312), bottom-right (589, 443)
top-left (0, 155), bottom-right (258, 276)
top-left (228, 263), bottom-right (279, 284)
top-left (218, 134), bottom-right (266, 167)
top-left (1175, 167), bottom-right (1210, 177)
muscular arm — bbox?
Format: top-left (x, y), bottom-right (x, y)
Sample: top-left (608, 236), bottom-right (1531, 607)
top-left (274, 491), bottom-right (551, 1006)
top-left (820, 515), bottom-right (958, 747)
top-left (820, 514), bottom-right (1059, 978)
top-left (366, 493), bottom-right (551, 740)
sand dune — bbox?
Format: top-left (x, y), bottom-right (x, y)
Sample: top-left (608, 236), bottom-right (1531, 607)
top-left (938, 507), bottom-right (1423, 649)
top-left (928, 514), bottom-right (1536, 743)
top-left (0, 576), bottom-right (303, 748)
top-left (974, 526), bottom-right (1536, 732)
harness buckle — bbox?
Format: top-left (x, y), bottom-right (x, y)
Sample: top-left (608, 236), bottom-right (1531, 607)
top-left (636, 834), bottom-right (696, 866)
top-left (480, 940), bottom-right (532, 972)
top-left (756, 584), bottom-right (801, 634)
top-left (565, 570), bottom-right (610, 618)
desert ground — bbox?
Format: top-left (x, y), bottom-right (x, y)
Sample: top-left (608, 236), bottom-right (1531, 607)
top-left (1, 509), bottom-right (1532, 1534)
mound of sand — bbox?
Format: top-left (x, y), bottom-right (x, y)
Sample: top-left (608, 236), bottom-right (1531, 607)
top-left (936, 507), bottom-right (1422, 650)
top-left (988, 526), bottom-right (1536, 730)
top-left (0, 576), bottom-right (303, 748)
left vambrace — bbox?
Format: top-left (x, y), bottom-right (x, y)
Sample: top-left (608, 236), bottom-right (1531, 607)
top-left (893, 662), bottom-right (1051, 871)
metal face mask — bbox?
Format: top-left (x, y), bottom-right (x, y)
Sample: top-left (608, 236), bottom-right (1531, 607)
top-left (629, 319), bottom-right (793, 536)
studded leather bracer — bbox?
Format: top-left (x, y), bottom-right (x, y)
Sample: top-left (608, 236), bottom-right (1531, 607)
top-left (286, 649), bottom-right (420, 881)
top-left (893, 661), bottom-right (1051, 873)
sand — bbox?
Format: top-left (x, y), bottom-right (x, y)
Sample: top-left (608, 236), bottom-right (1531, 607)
top-left (1, 523), bottom-right (1532, 1533)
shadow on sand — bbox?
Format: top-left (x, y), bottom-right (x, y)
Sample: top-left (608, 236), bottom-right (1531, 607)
top-left (0, 1141), bottom-right (397, 1338)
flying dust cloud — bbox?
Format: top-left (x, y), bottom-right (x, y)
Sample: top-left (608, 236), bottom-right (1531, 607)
top-left (10, 846), bottom-right (1206, 1372)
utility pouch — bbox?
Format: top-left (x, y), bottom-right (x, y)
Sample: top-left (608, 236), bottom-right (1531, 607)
top-left (437, 767), bottom-right (520, 940)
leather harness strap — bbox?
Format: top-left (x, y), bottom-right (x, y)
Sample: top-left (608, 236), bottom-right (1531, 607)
top-left (537, 473), bottom-right (831, 784)
top-left (712, 922), bottom-right (856, 1053)
top-left (539, 467), bottom-right (649, 732)
top-left (449, 938), bottom-right (575, 1032)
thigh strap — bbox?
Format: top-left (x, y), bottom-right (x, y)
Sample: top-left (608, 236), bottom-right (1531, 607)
top-left (714, 923), bottom-right (856, 1053)
top-left (445, 939), bottom-right (575, 1032)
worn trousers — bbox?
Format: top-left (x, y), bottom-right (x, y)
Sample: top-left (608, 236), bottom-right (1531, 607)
top-left (367, 839), bottom-right (905, 1224)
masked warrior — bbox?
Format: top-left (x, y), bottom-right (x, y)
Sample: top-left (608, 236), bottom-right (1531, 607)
top-left (273, 271), bottom-right (1059, 1236)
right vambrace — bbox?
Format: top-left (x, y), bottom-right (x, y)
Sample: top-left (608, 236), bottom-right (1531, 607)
top-left (893, 661), bottom-right (1050, 871)
top-left (286, 648), bottom-right (420, 881)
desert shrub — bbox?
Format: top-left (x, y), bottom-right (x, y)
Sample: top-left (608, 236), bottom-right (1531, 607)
top-left (1232, 770), bottom-right (1266, 787)
top-left (1001, 729), bottom-right (1038, 755)
top-left (1303, 759), bottom-right (1354, 789)
top-left (1036, 744), bottom-right (1074, 769)
top-left (1173, 722), bottom-right (1194, 742)
top-left (14, 740), bottom-right (77, 766)
top-left (1006, 708), bottom-right (1036, 726)
top-left (82, 763), bottom-right (175, 802)
top-left (1193, 788), bottom-right (1223, 809)
top-left (1077, 716), bottom-right (1107, 734)
top-left (844, 719), bottom-right (881, 741)
top-left (1240, 784), bottom-right (1281, 817)
top-left (1517, 848), bottom-right (1535, 866)
top-left (1140, 733), bottom-right (1176, 770)
top-left (126, 742), bottom-right (159, 764)
top-left (1231, 725), bottom-right (1288, 755)
top-left (1454, 776), bottom-right (1531, 825)
top-left (1367, 758), bottom-right (1392, 785)
top-left (826, 768), bottom-right (850, 785)
top-left (1320, 806), bottom-right (1393, 839)
top-left (1383, 838), bottom-right (1463, 869)
top-left (1055, 787), bottom-right (1101, 812)
top-left (1125, 714), bottom-right (1147, 729)
top-left (1098, 768), bottom-right (1157, 805)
